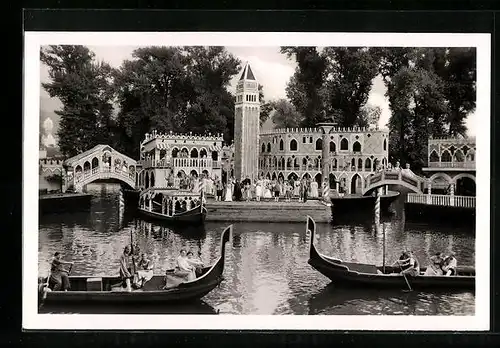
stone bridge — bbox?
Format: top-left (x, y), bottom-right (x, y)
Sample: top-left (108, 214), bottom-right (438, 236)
top-left (362, 169), bottom-right (425, 196)
top-left (64, 145), bottom-right (138, 192)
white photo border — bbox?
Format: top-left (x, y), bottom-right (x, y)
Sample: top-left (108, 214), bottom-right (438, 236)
top-left (24, 31), bottom-right (491, 331)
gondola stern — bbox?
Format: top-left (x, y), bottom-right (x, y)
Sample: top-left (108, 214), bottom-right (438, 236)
top-left (306, 215), bottom-right (317, 259)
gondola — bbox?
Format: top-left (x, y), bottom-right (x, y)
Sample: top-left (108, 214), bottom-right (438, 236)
top-left (138, 204), bottom-right (207, 225)
top-left (306, 216), bottom-right (475, 291)
top-left (38, 224), bottom-right (232, 306)
top-left (137, 188), bottom-right (207, 225)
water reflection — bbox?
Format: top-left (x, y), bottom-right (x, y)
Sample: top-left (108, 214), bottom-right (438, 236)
top-left (39, 300), bottom-right (218, 315)
top-left (307, 284), bottom-right (475, 316)
top-left (38, 183), bottom-right (475, 315)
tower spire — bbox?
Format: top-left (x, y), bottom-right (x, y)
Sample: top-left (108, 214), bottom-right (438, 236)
top-left (239, 61), bottom-right (256, 81)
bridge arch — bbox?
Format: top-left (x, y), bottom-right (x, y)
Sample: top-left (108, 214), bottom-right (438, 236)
top-left (362, 170), bottom-right (424, 196)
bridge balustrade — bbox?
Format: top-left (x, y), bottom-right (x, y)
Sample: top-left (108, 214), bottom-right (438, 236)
top-left (407, 193), bottom-right (475, 208)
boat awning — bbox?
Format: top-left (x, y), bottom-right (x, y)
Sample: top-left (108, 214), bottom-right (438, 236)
top-left (140, 188), bottom-right (201, 198)
top-left (156, 142), bottom-right (170, 150)
top-left (209, 145), bottom-right (222, 152)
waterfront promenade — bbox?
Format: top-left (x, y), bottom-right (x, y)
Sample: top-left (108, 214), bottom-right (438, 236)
top-left (205, 199), bottom-right (331, 223)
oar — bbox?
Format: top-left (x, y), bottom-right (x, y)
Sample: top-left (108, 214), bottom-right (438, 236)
top-left (399, 262), bottom-right (413, 292)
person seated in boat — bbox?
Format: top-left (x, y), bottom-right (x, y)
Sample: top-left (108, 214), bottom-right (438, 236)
top-left (119, 246), bottom-right (133, 291)
top-left (442, 252), bottom-right (457, 276)
top-left (134, 253), bottom-right (154, 288)
top-left (391, 251), bottom-right (419, 276)
top-left (187, 251), bottom-right (204, 277)
top-left (49, 252), bottom-right (73, 291)
top-left (175, 249), bottom-right (196, 281)
top-left (423, 252), bottom-right (445, 276)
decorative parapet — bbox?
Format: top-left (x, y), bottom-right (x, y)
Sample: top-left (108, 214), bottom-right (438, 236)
top-left (428, 135), bottom-right (476, 145)
top-left (142, 129), bottom-right (225, 145)
top-left (260, 125), bottom-right (384, 135)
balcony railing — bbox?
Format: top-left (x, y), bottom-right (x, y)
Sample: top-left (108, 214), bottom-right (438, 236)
top-left (140, 158), bottom-right (222, 169)
top-left (407, 193), bottom-right (475, 208)
top-left (427, 161), bottom-right (475, 169)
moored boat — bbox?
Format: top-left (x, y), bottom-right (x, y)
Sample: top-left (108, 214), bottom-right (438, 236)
top-left (306, 216), bottom-right (475, 291)
top-left (38, 224), bottom-right (232, 306)
top-left (138, 187), bottom-right (207, 225)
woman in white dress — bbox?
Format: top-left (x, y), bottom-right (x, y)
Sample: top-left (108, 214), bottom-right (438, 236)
top-left (255, 179), bottom-right (263, 201)
top-left (263, 180), bottom-right (272, 198)
top-left (224, 179), bottom-right (233, 202)
top-left (294, 180), bottom-right (301, 198)
top-left (310, 180), bottom-right (319, 198)
top-left (176, 249), bottom-right (196, 281)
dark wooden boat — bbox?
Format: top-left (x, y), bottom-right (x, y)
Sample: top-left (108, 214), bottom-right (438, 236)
top-left (38, 224), bottom-right (232, 306)
top-left (137, 188), bottom-right (207, 225)
top-left (306, 216), bottom-right (475, 290)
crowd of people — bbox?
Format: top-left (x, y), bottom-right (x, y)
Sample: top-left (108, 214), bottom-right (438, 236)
top-left (213, 176), bottom-right (321, 203)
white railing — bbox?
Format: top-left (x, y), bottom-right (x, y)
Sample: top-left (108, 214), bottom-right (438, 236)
top-left (427, 161), bottom-right (475, 169)
top-left (172, 158), bottom-right (213, 169)
top-left (75, 166), bottom-right (135, 185)
top-left (406, 193), bottom-right (475, 208)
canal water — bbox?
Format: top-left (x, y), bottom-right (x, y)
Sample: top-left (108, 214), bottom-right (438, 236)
top-left (38, 183), bottom-right (475, 315)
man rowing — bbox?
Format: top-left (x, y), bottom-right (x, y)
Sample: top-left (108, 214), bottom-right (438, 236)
top-left (49, 252), bottom-right (74, 291)
top-left (392, 250), bottom-right (420, 276)
top-left (119, 246), bottom-right (133, 291)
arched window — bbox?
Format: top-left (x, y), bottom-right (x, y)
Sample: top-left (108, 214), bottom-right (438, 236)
top-left (309, 137), bottom-right (313, 143)
top-left (453, 150), bottom-right (465, 162)
top-left (190, 148), bottom-right (198, 158)
top-left (290, 139), bottom-right (298, 151)
top-left (441, 150), bottom-right (452, 162)
top-left (329, 141), bottom-right (336, 153)
top-left (315, 138), bottom-right (323, 151)
top-left (358, 158), bottom-right (363, 170)
top-left (150, 172), bottom-right (155, 187)
top-left (365, 158), bottom-right (372, 171)
top-left (353, 141), bottom-right (361, 152)
top-left (199, 148), bottom-right (208, 158)
top-left (171, 148), bottom-right (179, 158)
top-left (261, 143), bottom-right (266, 153)
top-left (340, 138), bottom-right (348, 150)
top-left (267, 143), bottom-right (271, 152)
top-left (279, 139), bottom-right (284, 151)
top-left (429, 150), bottom-right (440, 162)
top-left (383, 139), bottom-right (387, 151)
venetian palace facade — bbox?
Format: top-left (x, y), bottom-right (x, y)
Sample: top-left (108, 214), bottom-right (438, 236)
top-left (259, 126), bottom-right (389, 194)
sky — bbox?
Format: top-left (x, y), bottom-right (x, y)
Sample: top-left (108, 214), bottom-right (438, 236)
top-left (39, 46), bottom-right (476, 136)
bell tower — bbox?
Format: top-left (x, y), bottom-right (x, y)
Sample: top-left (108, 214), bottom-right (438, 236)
top-left (234, 62), bottom-right (260, 182)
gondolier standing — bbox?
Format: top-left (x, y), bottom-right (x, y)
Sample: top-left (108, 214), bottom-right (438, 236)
top-left (119, 246), bottom-right (133, 291)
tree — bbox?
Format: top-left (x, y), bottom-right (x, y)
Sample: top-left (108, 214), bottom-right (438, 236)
top-left (437, 48), bottom-right (476, 136)
top-left (114, 46), bottom-right (241, 155)
top-left (258, 84), bottom-right (273, 126)
top-left (321, 47), bottom-right (380, 127)
top-left (357, 105), bottom-right (382, 128)
top-left (270, 99), bottom-right (303, 129)
top-left (41, 45), bottom-right (115, 158)
top-left (281, 47), bottom-right (327, 126)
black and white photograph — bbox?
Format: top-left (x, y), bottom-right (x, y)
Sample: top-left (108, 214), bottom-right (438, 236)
top-left (24, 32), bottom-right (490, 330)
